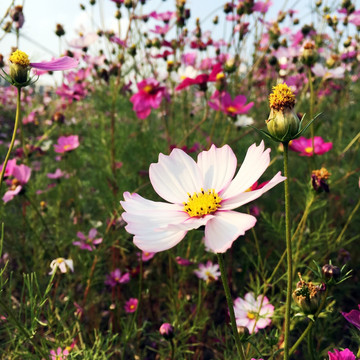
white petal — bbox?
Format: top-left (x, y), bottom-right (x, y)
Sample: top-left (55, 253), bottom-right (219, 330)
top-left (204, 211), bottom-right (257, 253)
top-left (197, 144), bottom-right (237, 193)
top-left (256, 318), bottom-right (272, 329)
top-left (149, 149), bottom-right (203, 204)
top-left (133, 229), bottom-right (187, 252)
top-left (222, 141), bottom-right (271, 199)
top-left (221, 171), bottom-right (286, 210)
top-left (120, 192), bottom-right (189, 252)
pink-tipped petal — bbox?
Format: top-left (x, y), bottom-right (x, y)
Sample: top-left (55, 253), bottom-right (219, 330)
top-left (197, 144), bottom-right (237, 193)
top-left (30, 56), bottom-right (78, 71)
top-left (204, 211), bottom-right (256, 253)
top-left (149, 149), bottom-right (203, 204)
top-left (222, 141), bottom-right (271, 199)
top-left (222, 171), bottom-right (286, 210)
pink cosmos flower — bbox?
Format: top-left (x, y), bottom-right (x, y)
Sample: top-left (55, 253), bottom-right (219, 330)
top-left (3, 163), bottom-right (31, 203)
top-left (233, 292), bottom-right (274, 334)
top-left (54, 135), bottom-right (79, 154)
top-left (105, 269), bottom-right (130, 287)
top-left (150, 24), bottom-right (170, 36)
top-left (209, 91), bottom-right (254, 116)
top-left (50, 347), bottom-right (69, 360)
top-left (120, 141), bottom-right (285, 253)
top-left (342, 305), bottom-right (360, 330)
top-left (149, 11), bottom-right (176, 23)
top-left (159, 322), bottom-right (174, 339)
top-left (47, 168), bottom-right (66, 179)
top-left (175, 63), bottom-right (223, 91)
top-left (137, 251), bottom-right (156, 262)
top-left (175, 256), bottom-right (193, 266)
top-left (289, 136), bottom-right (333, 156)
top-left (252, 1), bottom-right (273, 13)
top-left (194, 260), bottom-right (221, 282)
top-left (311, 63), bottom-right (345, 80)
top-left (0, 159), bottom-right (17, 178)
top-left (328, 348), bottom-right (356, 360)
top-left (73, 228), bottom-right (102, 251)
top-left (124, 298), bottom-right (138, 313)
top-left (130, 78), bottom-right (170, 119)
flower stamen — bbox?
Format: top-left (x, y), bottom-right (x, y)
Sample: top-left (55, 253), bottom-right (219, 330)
top-left (183, 188), bottom-right (222, 217)
top-left (9, 49), bottom-right (30, 67)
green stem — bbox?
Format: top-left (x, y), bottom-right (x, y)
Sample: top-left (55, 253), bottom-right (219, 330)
top-left (217, 253), bottom-right (246, 360)
top-left (307, 326), bottom-right (316, 360)
top-left (283, 142), bottom-right (292, 360)
top-left (0, 87), bottom-right (21, 192)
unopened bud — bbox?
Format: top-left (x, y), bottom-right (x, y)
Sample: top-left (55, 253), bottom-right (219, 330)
top-left (159, 323), bottom-right (174, 340)
top-left (301, 42), bottom-right (318, 66)
top-left (55, 24), bottom-right (65, 37)
top-left (322, 264), bottom-right (340, 281)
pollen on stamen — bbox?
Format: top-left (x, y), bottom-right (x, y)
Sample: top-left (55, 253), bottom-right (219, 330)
top-left (183, 188), bottom-right (222, 218)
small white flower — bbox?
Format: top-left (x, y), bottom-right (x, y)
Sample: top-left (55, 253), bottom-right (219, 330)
top-left (194, 260), bottom-right (221, 282)
top-left (49, 258), bottom-right (74, 275)
top-left (234, 115), bottom-right (254, 128)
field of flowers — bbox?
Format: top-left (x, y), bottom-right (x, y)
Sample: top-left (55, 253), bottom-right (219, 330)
top-left (0, 0), bottom-right (359, 359)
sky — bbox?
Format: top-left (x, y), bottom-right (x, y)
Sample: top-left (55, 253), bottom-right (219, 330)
top-left (0, 0), bottom-right (317, 61)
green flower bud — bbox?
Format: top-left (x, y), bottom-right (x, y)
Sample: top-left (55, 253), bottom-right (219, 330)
top-left (266, 83), bottom-right (300, 142)
top-left (9, 49), bottom-right (30, 84)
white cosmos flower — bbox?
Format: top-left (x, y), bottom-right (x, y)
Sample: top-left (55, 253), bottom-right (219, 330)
top-left (120, 141), bottom-right (285, 253)
top-left (49, 258), bottom-right (74, 275)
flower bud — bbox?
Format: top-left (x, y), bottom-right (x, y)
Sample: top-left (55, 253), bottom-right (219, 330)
top-left (311, 168), bottom-right (331, 193)
top-left (237, 326), bottom-right (250, 342)
top-left (292, 273), bottom-right (326, 314)
top-left (159, 323), bottom-right (174, 340)
top-left (55, 24), bottom-right (65, 37)
top-left (9, 49), bottom-right (30, 84)
top-left (266, 83), bottom-right (300, 142)
top-left (322, 264), bottom-right (340, 281)
top-left (301, 41), bottom-right (318, 66)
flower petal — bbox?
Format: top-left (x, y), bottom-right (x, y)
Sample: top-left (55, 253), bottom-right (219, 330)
top-left (30, 56), bottom-right (78, 71)
top-left (197, 144), bottom-right (237, 193)
top-left (204, 211), bottom-right (256, 253)
top-left (221, 141), bottom-right (271, 199)
top-left (221, 171), bottom-right (286, 210)
top-left (120, 192), bottom-right (189, 252)
top-left (149, 149), bottom-right (203, 204)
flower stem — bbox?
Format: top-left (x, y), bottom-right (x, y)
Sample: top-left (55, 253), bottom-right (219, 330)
top-left (217, 253), bottom-right (246, 360)
top-left (283, 141), bottom-right (292, 360)
top-left (308, 67), bottom-right (315, 156)
top-left (0, 87), bottom-right (21, 192)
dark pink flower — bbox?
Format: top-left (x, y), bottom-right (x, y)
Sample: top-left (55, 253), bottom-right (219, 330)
top-left (124, 298), bottom-right (138, 313)
top-left (209, 91), bottom-right (254, 116)
top-left (130, 78), bottom-right (169, 119)
top-left (54, 135), bottom-right (79, 153)
top-left (342, 305), bottom-right (360, 330)
top-left (73, 228), bottom-right (102, 251)
top-left (105, 269), bottom-right (130, 287)
top-left (110, 36), bottom-right (127, 48)
top-left (328, 348), bottom-right (356, 360)
top-left (175, 256), bottom-right (193, 266)
top-left (137, 251), bottom-right (156, 262)
top-left (159, 323), bottom-right (174, 339)
top-left (289, 136), bottom-right (333, 156)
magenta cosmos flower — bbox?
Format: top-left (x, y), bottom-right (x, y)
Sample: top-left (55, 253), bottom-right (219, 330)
top-left (209, 90), bottom-right (254, 117)
top-left (73, 228), bottom-right (102, 251)
top-left (124, 298), bottom-right (138, 313)
top-left (130, 78), bottom-right (170, 119)
top-left (54, 135), bottom-right (79, 154)
top-left (120, 141), bottom-right (285, 253)
top-left (342, 305), bottom-right (360, 330)
top-left (289, 136), bottom-right (333, 156)
top-left (328, 348), bottom-right (356, 360)
top-left (233, 292), bottom-right (274, 334)
top-left (105, 269), bottom-right (130, 287)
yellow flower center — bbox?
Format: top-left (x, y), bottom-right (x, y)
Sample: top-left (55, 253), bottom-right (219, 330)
top-left (305, 146), bottom-right (313, 154)
top-left (226, 106), bottom-right (237, 114)
top-left (56, 258), bottom-right (64, 264)
top-left (247, 311), bottom-right (256, 320)
top-left (143, 85), bottom-right (153, 93)
top-left (205, 270), bottom-right (215, 281)
top-left (269, 83), bottom-right (295, 111)
top-left (63, 144), bottom-right (71, 150)
top-left (130, 304), bottom-right (135, 310)
top-left (9, 49), bottom-right (30, 66)
top-left (183, 188), bottom-right (222, 217)
top-left (216, 72), bottom-right (225, 80)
